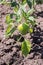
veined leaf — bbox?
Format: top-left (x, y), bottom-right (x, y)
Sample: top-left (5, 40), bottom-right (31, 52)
top-left (21, 39), bottom-right (31, 56)
top-left (22, 10), bottom-right (27, 19)
top-left (6, 14), bottom-right (13, 24)
top-left (21, 3), bottom-right (27, 12)
top-left (5, 24), bottom-right (15, 37)
top-left (27, 8), bottom-right (34, 16)
top-left (28, 16), bottom-right (35, 21)
top-left (18, 23), bottom-right (29, 34)
top-left (14, 5), bottom-right (19, 12)
top-left (5, 24), bottom-right (12, 36)
top-left (28, 16), bottom-right (36, 26)
top-left (9, 27), bottom-right (16, 36)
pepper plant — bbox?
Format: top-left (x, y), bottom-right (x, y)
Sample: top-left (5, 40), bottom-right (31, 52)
top-left (5, 0), bottom-right (36, 56)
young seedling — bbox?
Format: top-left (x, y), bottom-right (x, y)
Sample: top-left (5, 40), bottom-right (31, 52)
top-left (5, 0), bottom-right (36, 56)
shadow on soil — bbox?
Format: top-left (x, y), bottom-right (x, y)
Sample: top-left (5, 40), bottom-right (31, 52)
top-left (30, 26), bottom-right (43, 59)
top-left (36, 11), bottom-right (43, 17)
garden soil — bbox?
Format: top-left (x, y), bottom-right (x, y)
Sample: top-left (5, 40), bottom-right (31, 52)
top-left (0, 4), bottom-right (43, 65)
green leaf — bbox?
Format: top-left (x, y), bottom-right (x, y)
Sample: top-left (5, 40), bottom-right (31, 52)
top-left (5, 24), bottom-right (16, 37)
top-left (29, 28), bottom-right (33, 33)
top-left (28, 16), bottom-right (35, 21)
top-left (11, 2), bottom-right (18, 7)
top-left (16, 15), bottom-right (22, 23)
top-left (18, 23), bottom-right (29, 34)
top-left (9, 27), bottom-right (16, 35)
top-left (22, 0), bottom-right (26, 5)
top-left (0, 0), bottom-right (6, 4)
top-left (27, 0), bottom-right (36, 8)
top-left (28, 16), bottom-right (36, 26)
top-left (27, 8), bottom-right (34, 16)
top-left (14, 5), bottom-right (19, 12)
top-left (22, 10), bottom-right (27, 19)
top-left (21, 39), bottom-right (31, 56)
top-left (6, 14), bottom-right (13, 24)
top-left (5, 24), bottom-right (12, 36)
top-left (27, 0), bottom-right (32, 8)
top-left (32, 0), bottom-right (36, 6)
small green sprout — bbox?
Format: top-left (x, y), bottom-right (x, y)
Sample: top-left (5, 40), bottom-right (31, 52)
top-left (5, 0), bottom-right (37, 56)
